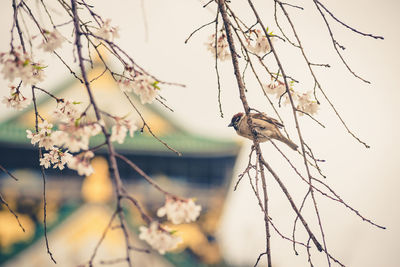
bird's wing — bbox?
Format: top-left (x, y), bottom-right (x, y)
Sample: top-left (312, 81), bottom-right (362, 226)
top-left (251, 113), bottom-right (284, 128)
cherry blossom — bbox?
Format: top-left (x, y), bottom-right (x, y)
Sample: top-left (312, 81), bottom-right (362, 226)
top-left (118, 72), bottom-right (159, 104)
top-left (157, 198), bottom-right (201, 225)
top-left (2, 86), bottom-right (31, 110)
top-left (263, 81), bottom-right (286, 98)
top-left (95, 19), bottom-right (119, 42)
top-left (52, 100), bottom-right (81, 123)
top-left (263, 80), bottom-right (320, 115)
top-left (139, 222), bottom-right (182, 254)
top-left (26, 120), bottom-right (56, 150)
top-left (39, 30), bottom-right (64, 52)
top-left (110, 118), bottom-right (137, 144)
top-left (53, 122), bottom-right (101, 153)
top-left (205, 33), bottom-right (231, 61)
top-left (0, 48), bottom-right (45, 86)
top-left (67, 151), bottom-right (95, 176)
top-left (1, 60), bottom-right (19, 82)
top-left (40, 147), bottom-right (72, 170)
top-left (246, 29), bottom-right (275, 55)
top-left (296, 91), bottom-right (319, 115)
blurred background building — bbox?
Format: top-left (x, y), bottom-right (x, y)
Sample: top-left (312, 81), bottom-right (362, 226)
top-left (0, 59), bottom-right (241, 266)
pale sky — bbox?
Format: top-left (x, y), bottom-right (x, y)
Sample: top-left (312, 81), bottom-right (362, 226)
top-left (0, 0), bottom-right (399, 266)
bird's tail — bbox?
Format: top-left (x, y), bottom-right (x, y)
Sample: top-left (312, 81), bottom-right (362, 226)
top-left (281, 137), bottom-right (298, 151)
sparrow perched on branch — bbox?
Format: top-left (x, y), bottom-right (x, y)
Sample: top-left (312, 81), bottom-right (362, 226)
top-left (228, 112), bottom-right (298, 150)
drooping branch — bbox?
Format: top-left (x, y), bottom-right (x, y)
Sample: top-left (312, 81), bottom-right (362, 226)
top-left (217, 0), bottom-right (273, 265)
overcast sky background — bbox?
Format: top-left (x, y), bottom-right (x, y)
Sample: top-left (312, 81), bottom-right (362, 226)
top-left (0, 0), bottom-right (399, 266)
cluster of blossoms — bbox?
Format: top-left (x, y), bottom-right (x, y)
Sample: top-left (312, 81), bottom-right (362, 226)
top-left (52, 100), bottom-right (81, 123)
top-left (40, 147), bottom-right (72, 170)
top-left (53, 122), bottom-right (101, 153)
top-left (110, 117), bottom-right (138, 144)
top-left (263, 80), bottom-right (287, 99)
top-left (26, 121), bottom-right (72, 170)
top-left (25, 100), bottom-right (103, 175)
top-left (0, 47), bottom-right (45, 86)
top-left (51, 101), bottom-right (102, 154)
top-left (245, 29), bottom-right (274, 55)
top-left (295, 91), bottom-right (319, 115)
top-left (27, 121), bottom-right (56, 150)
top-left (67, 151), bottom-right (95, 176)
top-left (264, 80), bottom-right (319, 115)
top-left (139, 222), bottom-right (182, 255)
top-left (157, 198), bottom-right (201, 224)
top-left (205, 33), bottom-right (231, 61)
top-left (24, 98), bottom-right (139, 176)
top-left (95, 19), bottom-right (120, 42)
top-left (2, 85), bottom-right (31, 110)
top-left (138, 197), bottom-right (201, 254)
top-left (39, 29), bottom-right (64, 52)
top-left (51, 101), bottom-right (102, 176)
top-left (118, 71), bottom-right (159, 104)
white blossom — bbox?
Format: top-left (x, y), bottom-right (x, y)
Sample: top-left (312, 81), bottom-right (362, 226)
top-left (52, 100), bottom-right (81, 123)
top-left (2, 86), bottom-right (31, 110)
top-left (96, 19), bottom-right (119, 42)
top-left (205, 33), bottom-right (231, 61)
top-left (40, 147), bottom-right (72, 170)
top-left (296, 91), bottom-right (319, 115)
top-left (263, 79), bottom-right (320, 115)
top-left (53, 122), bottom-right (101, 152)
top-left (26, 120), bottom-right (55, 150)
top-left (263, 82), bottom-right (286, 98)
top-left (118, 78), bottom-right (135, 93)
top-left (246, 29), bottom-right (274, 55)
top-left (24, 61), bottom-right (46, 85)
top-left (1, 60), bottom-right (19, 82)
top-left (39, 153), bottom-right (52, 168)
top-left (26, 129), bottom-right (40, 145)
top-left (0, 48), bottom-right (45, 86)
top-left (157, 198), bottom-right (201, 224)
top-left (118, 73), bottom-right (159, 104)
top-left (110, 118), bottom-right (137, 144)
top-left (139, 222), bottom-right (182, 254)
top-left (39, 30), bottom-right (64, 52)
top-left (67, 151), bottom-right (94, 176)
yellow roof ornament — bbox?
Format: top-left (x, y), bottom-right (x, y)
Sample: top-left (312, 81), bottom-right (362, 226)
top-left (81, 157), bottom-right (113, 203)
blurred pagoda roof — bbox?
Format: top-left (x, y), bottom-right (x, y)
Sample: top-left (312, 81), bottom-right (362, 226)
top-left (0, 55), bottom-right (240, 267)
top-left (0, 57), bottom-right (240, 157)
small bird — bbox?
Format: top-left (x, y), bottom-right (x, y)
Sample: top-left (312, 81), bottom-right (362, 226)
top-left (228, 112), bottom-right (298, 150)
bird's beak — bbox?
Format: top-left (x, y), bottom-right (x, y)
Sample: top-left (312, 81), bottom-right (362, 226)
top-left (228, 122), bottom-right (233, 127)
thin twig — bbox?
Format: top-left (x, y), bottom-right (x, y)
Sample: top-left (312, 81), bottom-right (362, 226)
top-left (0, 164), bottom-right (18, 181)
top-left (31, 85), bottom-right (57, 264)
top-left (315, 0), bottom-right (384, 40)
top-left (0, 193), bottom-right (25, 232)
